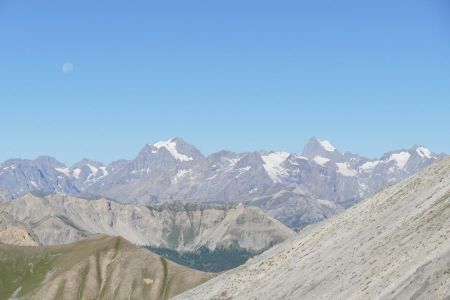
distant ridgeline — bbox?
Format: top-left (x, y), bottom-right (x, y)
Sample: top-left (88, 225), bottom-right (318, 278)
top-left (0, 137), bottom-right (443, 228)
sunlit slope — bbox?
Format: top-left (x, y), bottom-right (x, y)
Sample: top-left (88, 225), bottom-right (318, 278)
top-left (0, 196), bottom-right (294, 252)
top-left (0, 235), bottom-right (213, 300)
top-left (176, 157), bottom-right (450, 300)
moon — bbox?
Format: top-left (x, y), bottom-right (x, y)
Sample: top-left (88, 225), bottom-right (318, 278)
top-left (62, 63), bottom-right (74, 73)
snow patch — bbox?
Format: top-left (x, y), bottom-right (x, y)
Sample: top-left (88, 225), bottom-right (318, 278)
top-left (153, 139), bottom-right (193, 162)
top-left (389, 152), bottom-right (411, 169)
top-left (222, 157), bottom-right (241, 172)
top-left (172, 169), bottom-right (192, 183)
top-left (360, 161), bottom-right (380, 172)
top-left (86, 164), bottom-right (99, 175)
top-left (288, 155), bottom-right (308, 166)
top-left (55, 167), bottom-right (71, 177)
top-left (235, 166), bottom-right (251, 178)
top-left (318, 139), bottom-right (336, 152)
top-left (261, 152), bottom-right (291, 183)
top-left (416, 147), bottom-right (432, 159)
top-left (294, 155), bottom-right (308, 161)
top-left (73, 168), bottom-right (81, 179)
top-left (99, 166), bottom-right (109, 177)
top-left (336, 162), bottom-right (357, 177)
top-left (313, 156), bottom-right (330, 166)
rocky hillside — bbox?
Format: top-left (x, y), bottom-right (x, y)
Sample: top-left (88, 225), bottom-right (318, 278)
top-left (0, 211), bottom-right (38, 246)
top-left (0, 235), bottom-right (213, 299)
top-left (175, 157), bottom-right (450, 299)
top-left (0, 194), bottom-right (294, 252)
top-left (0, 137), bottom-right (443, 227)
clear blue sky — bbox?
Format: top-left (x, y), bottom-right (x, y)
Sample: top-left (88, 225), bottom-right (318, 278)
top-left (0, 0), bottom-right (449, 165)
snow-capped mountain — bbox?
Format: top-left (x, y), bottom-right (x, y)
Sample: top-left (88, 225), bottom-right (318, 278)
top-left (0, 137), bottom-right (444, 227)
top-left (68, 159), bottom-right (109, 187)
top-left (0, 156), bottom-right (79, 200)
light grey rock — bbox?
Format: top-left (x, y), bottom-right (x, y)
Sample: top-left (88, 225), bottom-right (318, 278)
top-left (0, 211), bottom-right (39, 246)
top-left (0, 194), bottom-right (295, 252)
top-left (175, 157), bottom-right (450, 300)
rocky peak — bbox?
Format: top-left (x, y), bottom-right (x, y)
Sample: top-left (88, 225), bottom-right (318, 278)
top-left (302, 137), bottom-right (342, 161)
top-left (151, 137), bottom-right (204, 162)
top-left (72, 158), bottom-right (104, 169)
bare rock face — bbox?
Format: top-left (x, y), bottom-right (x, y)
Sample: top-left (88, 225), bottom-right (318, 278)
top-left (175, 157), bottom-right (450, 300)
top-left (0, 235), bottom-right (213, 299)
top-left (0, 137), bottom-right (443, 228)
top-left (0, 194), bottom-right (294, 252)
top-left (0, 212), bottom-right (39, 246)
top-left (0, 156), bottom-right (79, 201)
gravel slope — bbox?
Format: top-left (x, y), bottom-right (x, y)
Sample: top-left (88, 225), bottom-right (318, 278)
top-left (175, 157), bottom-right (450, 300)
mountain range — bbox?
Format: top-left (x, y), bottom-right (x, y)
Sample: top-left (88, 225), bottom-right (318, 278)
top-left (0, 137), bottom-right (443, 227)
top-left (175, 156), bottom-right (450, 299)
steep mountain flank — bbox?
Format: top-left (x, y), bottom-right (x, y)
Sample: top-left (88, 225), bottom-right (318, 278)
top-left (0, 194), bottom-right (294, 252)
top-left (0, 235), bottom-right (213, 300)
top-left (175, 157), bottom-right (450, 300)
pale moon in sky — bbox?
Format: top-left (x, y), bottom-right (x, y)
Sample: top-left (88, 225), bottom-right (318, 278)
top-left (62, 63), bottom-right (74, 73)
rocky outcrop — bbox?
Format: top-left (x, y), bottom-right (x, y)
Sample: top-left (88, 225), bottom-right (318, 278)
top-left (0, 212), bottom-right (39, 246)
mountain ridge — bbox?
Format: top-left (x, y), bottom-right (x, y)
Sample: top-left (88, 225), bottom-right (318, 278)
top-left (0, 194), bottom-right (294, 252)
top-left (0, 137), bottom-right (444, 228)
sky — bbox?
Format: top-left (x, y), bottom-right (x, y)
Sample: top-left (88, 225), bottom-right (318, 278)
top-left (0, 0), bottom-right (449, 165)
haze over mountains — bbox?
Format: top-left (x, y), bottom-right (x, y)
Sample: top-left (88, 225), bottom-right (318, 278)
top-left (176, 156), bottom-right (450, 300)
top-left (0, 137), bottom-right (442, 227)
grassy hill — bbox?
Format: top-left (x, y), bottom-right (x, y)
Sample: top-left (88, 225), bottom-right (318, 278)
top-left (0, 235), bottom-right (213, 299)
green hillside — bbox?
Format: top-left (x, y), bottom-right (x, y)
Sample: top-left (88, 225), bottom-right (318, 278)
top-left (0, 235), bottom-right (213, 300)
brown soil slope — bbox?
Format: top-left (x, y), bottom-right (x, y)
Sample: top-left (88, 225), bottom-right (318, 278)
top-left (0, 234), bottom-right (213, 299)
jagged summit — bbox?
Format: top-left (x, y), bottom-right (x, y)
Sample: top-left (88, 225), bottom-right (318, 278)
top-left (0, 137), bottom-right (444, 228)
top-left (148, 137), bottom-right (204, 162)
top-left (301, 137), bottom-right (344, 164)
